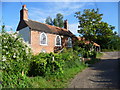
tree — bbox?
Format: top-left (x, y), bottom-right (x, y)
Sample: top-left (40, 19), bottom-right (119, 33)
top-left (45, 13), bottom-right (64, 28)
top-left (53, 18), bottom-right (58, 26)
top-left (75, 9), bottom-right (115, 49)
top-left (107, 34), bottom-right (120, 50)
top-left (45, 16), bottom-right (53, 25)
top-left (53, 13), bottom-right (64, 28)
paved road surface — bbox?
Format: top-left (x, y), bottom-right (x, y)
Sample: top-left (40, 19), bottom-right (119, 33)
top-left (68, 52), bottom-right (120, 88)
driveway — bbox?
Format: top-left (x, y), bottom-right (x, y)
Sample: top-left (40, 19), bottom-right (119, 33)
top-left (68, 52), bottom-right (120, 88)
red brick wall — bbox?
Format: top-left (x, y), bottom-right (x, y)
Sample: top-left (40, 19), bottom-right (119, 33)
top-left (30, 30), bottom-right (73, 54)
top-left (31, 30), bottom-right (55, 54)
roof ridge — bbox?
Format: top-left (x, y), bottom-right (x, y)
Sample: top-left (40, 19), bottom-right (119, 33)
top-left (28, 19), bottom-right (68, 31)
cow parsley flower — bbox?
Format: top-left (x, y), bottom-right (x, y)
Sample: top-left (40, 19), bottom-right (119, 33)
top-left (2, 56), bottom-right (6, 61)
top-left (4, 46), bottom-right (8, 48)
top-left (13, 53), bottom-right (16, 58)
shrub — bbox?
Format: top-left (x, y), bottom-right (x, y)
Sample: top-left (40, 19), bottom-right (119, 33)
top-left (28, 53), bottom-right (65, 77)
top-left (60, 48), bottom-right (83, 68)
top-left (1, 26), bottom-right (32, 88)
top-left (28, 48), bottom-right (85, 77)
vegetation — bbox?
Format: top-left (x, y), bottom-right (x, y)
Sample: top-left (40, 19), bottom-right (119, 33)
top-left (85, 52), bottom-right (103, 65)
top-left (45, 13), bottom-right (64, 28)
top-left (53, 13), bottom-right (64, 28)
top-left (28, 49), bottom-right (87, 88)
top-left (2, 8), bottom-right (116, 88)
top-left (45, 16), bottom-right (53, 25)
top-left (75, 9), bottom-right (120, 51)
top-left (1, 25), bottom-right (89, 88)
top-left (1, 25), bottom-right (32, 88)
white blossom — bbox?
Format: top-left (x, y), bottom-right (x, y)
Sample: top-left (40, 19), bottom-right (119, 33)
top-left (6, 52), bottom-right (9, 54)
top-left (2, 56), bottom-right (6, 61)
top-left (4, 46), bottom-right (8, 48)
top-left (13, 53), bottom-right (16, 58)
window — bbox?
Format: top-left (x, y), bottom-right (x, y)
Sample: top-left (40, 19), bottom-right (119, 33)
top-left (67, 37), bottom-right (72, 47)
top-left (40, 32), bottom-right (47, 45)
top-left (55, 35), bottom-right (61, 46)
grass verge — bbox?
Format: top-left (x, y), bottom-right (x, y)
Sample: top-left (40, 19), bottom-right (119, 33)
top-left (96, 52), bottom-right (103, 58)
top-left (29, 64), bottom-right (86, 88)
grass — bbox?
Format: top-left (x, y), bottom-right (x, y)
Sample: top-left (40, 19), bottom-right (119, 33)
top-left (96, 52), bottom-right (103, 58)
top-left (102, 49), bottom-right (120, 52)
top-left (29, 65), bottom-right (86, 88)
top-left (28, 52), bottom-right (104, 88)
top-left (85, 52), bottom-right (103, 65)
top-left (0, 70), bottom-right (2, 88)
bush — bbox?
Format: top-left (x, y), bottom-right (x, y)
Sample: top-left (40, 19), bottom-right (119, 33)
top-left (1, 26), bottom-right (32, 88)
top-left (60, 48), bottom-right (83, 68)
top-left (28, 53), bottom-right (65, 77)
top-left (28, 48), bottom-right (85, 77)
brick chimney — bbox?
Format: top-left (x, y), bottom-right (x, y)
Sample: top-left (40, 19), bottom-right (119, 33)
top-left (20, 5), bottom-right (28, 21)
top-left (64, 19), bottom-right (68, 30)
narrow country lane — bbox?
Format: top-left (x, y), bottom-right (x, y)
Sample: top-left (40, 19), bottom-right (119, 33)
top-left (68, 52), bottom-right (120, 88)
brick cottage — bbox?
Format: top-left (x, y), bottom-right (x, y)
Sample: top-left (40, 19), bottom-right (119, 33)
top-left (17, 5), bottom-right (100, 54)
top-left (17, 5), bottom-right (77, 54)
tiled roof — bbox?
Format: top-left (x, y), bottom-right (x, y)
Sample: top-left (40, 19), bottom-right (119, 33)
top-left (17, 19), bottom-right (76, 37)
top-left (77, 37), bottom-right (100, 47)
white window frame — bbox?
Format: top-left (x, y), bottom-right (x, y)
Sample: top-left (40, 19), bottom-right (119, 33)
top-left (67, 37), bottom-right (72, 47)
top-left (40, 32), bottom-right (48, 45)
top-left (55, 35), bottom-right (61, 46)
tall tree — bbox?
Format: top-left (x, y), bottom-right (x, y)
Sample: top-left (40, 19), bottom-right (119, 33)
top-left (45, 16), bottom-right (53, 25)
top-left (53, 13), bottom-right (64, 28)
top-left (53, 18), bottom-right (58, 27)
top-left (75, 9), bottom-right (115, 49)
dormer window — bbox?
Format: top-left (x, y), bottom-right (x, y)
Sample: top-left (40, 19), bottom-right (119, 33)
top-left (67, 37), bottom-right (72, 47)
top-left (40, 32), bottom-right (47, 45)
top-left (55, 35), bottom-right (61, 46)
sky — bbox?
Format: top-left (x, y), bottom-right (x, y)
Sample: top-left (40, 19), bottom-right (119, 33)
top-left (1, 1), bottom-right (119, 36)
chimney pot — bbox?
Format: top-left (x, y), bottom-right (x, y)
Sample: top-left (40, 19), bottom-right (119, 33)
top-left (64, 19), bottom-right (68, 30)
top-left (20, 5), bottom-right (28, 21)
top-left (22, 5), bottom-right (26, 8)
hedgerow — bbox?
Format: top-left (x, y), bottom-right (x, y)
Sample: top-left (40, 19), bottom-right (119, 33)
top-left (1, 26), bottom-right (32, 88)
top-left (28, 53), bottom-right (65, 77)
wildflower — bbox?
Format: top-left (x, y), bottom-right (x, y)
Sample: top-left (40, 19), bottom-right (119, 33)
top-left (2, 56), bottom-right (6, 61)
top-left (6, 52), bottom-right (9, 54)
top-left (13, 53), bottom-right (16, 58)
top-left (4, 46), bottom-right (8, 48)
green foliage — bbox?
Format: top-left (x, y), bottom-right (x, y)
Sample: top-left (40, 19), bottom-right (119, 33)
top-left (85, 58), bottom-right (101, 65)
top-left (75, 9), bottom-right (115, 49)
top-left (28, 53), bottom-right (65, 76)
top-left (48, 13), bottom-right (64, 28)
top-left (29, 65), bottom-right (86, 88)
top-left (1, 26), bottom-right (32, 88)
top-left (60, 48), bottom-right (84, 68)
top-left (45, 16), bottom-right (53, 25)
top-left (29, 76), bottom-right (54, 88)
top-left (28, 48), bottom-right (86, 77)
top-left (3, 72), bottom-right (31, 88)
top-left (56, 13), bottom-right (64, 28)
top-left (53, 18), bottom-right (58, 27)
top-left (96, 52), bottom-right (103, 58)
top-left (73, 40), bottom-right (97, 58)
top-left (85, 52), bottom-right (103, 65)
top-left (107, 35), bottom-right (120, 51)
top-left (1, 25), bottom-right (97, 88)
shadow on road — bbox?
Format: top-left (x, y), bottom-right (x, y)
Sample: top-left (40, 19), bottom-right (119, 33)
top-left (89, 58), bottom-right (120, 89)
